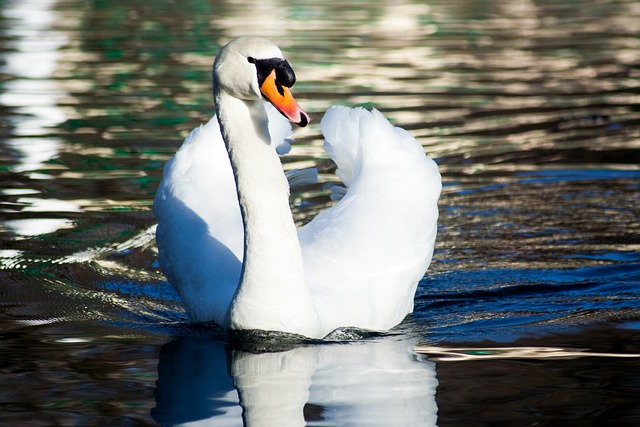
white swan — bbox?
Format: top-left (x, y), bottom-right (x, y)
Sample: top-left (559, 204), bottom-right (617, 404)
top-left (153, 36), bottom-right (441, 338)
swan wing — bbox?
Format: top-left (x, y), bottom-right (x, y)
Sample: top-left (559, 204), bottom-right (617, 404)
top-left (153, 103), bottom-right (302, 324)
top-left (298, 106), bottom-right (441, 333)
top-left (154, 116), bottom-right (241, 324)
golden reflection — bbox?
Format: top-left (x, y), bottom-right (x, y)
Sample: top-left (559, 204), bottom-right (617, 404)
top-left (16, 197), bottom-right (81, 213)
top-left (417, 345), bottom-right (640, 361)
top-left (2, 218), bottom-right (74, 238)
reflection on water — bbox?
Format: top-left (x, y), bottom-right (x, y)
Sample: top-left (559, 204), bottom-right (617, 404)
top-left (153, 338), bottom-right (243, 425)
top-left (153, 335), bottom-right (437, 426)
top-left (1, 325), bottom-right (637, 425)
top-left (0, 0), bottom-right (639, 424)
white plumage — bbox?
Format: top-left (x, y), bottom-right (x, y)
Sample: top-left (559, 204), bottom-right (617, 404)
top-left (153, 37), bottom-right (441, 338)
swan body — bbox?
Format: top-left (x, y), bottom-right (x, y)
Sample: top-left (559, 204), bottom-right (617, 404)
top-left (153, 37), bottom-right (441, 338)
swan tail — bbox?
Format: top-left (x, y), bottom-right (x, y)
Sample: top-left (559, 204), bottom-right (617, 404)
top-left (320, 106), bottom-right (417, 188)
top-left (320, 106), bottom-right (365, 187)
top-left (303, 106), bottom-right (441, 332)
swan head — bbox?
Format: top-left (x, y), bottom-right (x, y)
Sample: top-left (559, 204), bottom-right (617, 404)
top-left (213, 36), bottom-right (309, 127)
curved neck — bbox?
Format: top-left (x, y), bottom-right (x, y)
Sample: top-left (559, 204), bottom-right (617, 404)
top-left (214, 89), bottom-right (320, 336)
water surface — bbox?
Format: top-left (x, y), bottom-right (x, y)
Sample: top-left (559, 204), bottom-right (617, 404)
top-left (1, 0), bottom-right (639, 425)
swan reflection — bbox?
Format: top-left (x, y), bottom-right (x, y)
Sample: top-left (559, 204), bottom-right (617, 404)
top-left (153, 335), bottom-right (438, 426)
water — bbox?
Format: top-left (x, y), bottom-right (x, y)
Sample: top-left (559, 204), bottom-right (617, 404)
top-left (1, 0), bottom-right (639, 424)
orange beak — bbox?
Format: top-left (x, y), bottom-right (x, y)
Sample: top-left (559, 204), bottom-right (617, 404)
top-left (260, 70), bottom-right (309, 127)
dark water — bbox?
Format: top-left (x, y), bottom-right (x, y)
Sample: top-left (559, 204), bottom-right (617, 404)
top-left (1, 0), bottom-right (640, 425)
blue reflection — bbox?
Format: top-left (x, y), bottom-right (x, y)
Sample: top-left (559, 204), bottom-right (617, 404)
top-left (416, 261), bottom-right (640, 342)
top-left (516, 169), bottom-right (640, 184)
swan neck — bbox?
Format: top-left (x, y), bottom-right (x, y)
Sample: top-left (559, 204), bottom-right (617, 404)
top-left (214, 89), bottom-right (320, 337)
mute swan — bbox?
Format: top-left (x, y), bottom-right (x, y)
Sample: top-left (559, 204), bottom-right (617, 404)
top-left (153, 36), bottom-right (441, 339)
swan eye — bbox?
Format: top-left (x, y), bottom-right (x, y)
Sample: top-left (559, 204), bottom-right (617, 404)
top-left (247, 56), bottom-right (255, 64)
top-left (252, 57), bottom-right (296, 88)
